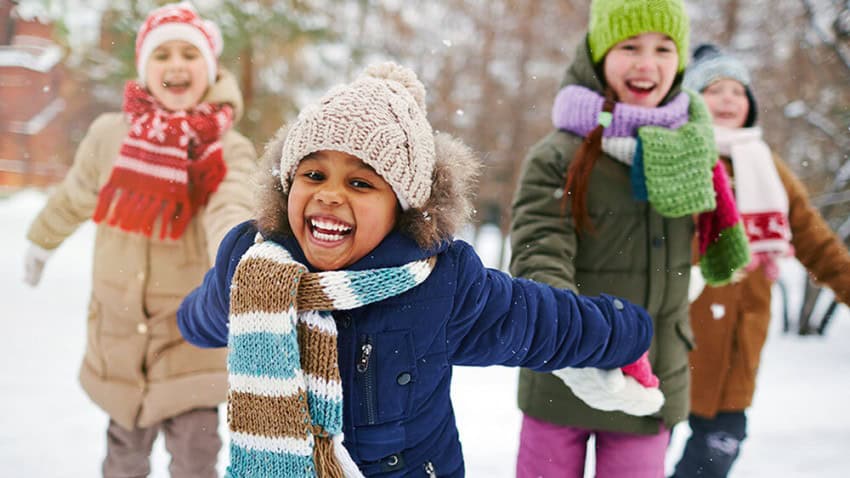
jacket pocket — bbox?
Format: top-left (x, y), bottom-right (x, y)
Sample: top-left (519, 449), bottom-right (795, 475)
top-left (353, 330), bottom-right (417, 427)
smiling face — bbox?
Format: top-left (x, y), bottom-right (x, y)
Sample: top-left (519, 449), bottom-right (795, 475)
top-left (701, 78), bottom-right (751, 128)
top-left (144, 40), bottom-right (210, 112)
top-left (287, 150), bottom-right (399, 271)
top-left (603, 32), bottom-right (680, 108)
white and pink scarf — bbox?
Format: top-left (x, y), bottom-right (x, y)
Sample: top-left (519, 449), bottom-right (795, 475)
top-left (714, 126), bottom-right (792, 280)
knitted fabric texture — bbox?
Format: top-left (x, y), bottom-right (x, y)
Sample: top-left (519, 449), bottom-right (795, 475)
top-left (226, 238), bottom-right (435, 478)
top-left (588, 0), bottom-right (690, 70)
top-left (684, 43), bottom-right (758, 127)
top-left (552, 85), bottom-right (750, 285)
top-left (135, 2), bottom-right (223, 85)
top-left (715, 125), bottom-right (792, 281)
top-left (92, 81), bottom-right (233, 239)
top-left (695, 165), bottom-right (750, 285)
top-left (683, 44), bottom-right (751, 92)
top-left (620, 352), bottom-right (659, 388)
top-left (637, 89), bottom-right (717, 217)
top-left (280, 62), bottom-right (435, 210)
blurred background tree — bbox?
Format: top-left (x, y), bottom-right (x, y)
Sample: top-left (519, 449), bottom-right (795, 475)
top-left (6, 0), bottom-right (850, 324)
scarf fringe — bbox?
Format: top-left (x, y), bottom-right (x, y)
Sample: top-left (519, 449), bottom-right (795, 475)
top-left (333, 434), bottom-right (365, 478)
top-left (314, 431), bottom-right (344, 478)
top-left (93, 182), bottom-right (191, 240)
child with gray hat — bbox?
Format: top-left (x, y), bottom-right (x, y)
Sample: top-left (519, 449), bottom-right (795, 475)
top-left (672, 43), bottom-right (850, 478)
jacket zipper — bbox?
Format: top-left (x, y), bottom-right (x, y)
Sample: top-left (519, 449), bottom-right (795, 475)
top-left (424, 461), bottom-right (436, 477)
top-left (357, 335), bottom-right (377, 425)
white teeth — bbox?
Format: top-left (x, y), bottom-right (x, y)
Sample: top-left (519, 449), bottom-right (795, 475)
top-left (629, 80), bottom-right (654, 89)
top-left (310, 219), bottom-right (352, 233)
top-left (311, 229), bottom-right (345, 242)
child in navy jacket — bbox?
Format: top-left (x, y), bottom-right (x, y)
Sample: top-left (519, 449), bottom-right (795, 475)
top-left (178, 62), bottom-right (653, 478)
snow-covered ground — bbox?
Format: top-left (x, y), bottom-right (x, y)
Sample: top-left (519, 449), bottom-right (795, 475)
top-left (2, 190), bottom-right (849, 477)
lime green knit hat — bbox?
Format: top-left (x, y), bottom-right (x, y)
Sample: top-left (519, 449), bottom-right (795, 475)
top-left (588, 0), bottom-right (690, 71)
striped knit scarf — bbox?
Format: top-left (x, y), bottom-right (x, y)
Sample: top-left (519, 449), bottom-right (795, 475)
top-left (552, 85), bottom-right (750, 285)
top-left (92, 81), bottom-right (233, 239)
top-left (714, 125), bottom-right (792, 281)
top-left (227, 237), bottom-right (436, 478)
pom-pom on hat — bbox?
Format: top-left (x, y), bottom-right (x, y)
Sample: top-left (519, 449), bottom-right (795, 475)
top-left (135, 2), bottom-right (222, 86)
top-left (684, 43), bottom-right (758, 126)
top-left (280, 62), bottom-right (436, 211)
top-left (588, 0), bottom-right (690, 71)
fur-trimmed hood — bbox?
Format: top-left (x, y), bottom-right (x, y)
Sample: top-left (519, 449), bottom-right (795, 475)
top-left (253, 126), bottom-right (482, 251)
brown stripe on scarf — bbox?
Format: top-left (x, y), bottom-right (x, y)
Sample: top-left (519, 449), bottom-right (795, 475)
top-left (297, 322), bottom-right (341, 380)
top-left (230, 257), bottom-right (307, 315)
top-left (296, 275), bottom-right (337, 310)
top-left (228, 390), bottom-right (312, 439)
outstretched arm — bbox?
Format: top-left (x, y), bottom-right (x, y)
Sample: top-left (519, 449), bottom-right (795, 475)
top-left (777, 158), bottom-right (850, 305)
top-left (446, 242), bottom-right (652, 371)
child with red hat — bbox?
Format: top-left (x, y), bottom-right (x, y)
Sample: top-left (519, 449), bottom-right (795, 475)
top-left (23, 2), bottom-right (256, 475)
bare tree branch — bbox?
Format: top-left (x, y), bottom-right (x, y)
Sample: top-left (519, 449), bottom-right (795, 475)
top-left (800, 0), bottom-right (850, 72)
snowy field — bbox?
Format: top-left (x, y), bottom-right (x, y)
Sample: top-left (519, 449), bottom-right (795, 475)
top-left (2, 190), bottom-right (849, 477)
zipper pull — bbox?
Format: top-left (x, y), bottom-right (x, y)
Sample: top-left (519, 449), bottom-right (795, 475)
top-left (424, 461), bottom-right (436, 477)
top-left (357, 342), bottom-right (373, 373)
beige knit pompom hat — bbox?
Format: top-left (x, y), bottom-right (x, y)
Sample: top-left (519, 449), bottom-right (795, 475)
top-left (279, 62), bottom-right (436, 210)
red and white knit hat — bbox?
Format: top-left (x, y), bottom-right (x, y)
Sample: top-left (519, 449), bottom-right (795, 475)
top-left (135, 2), bottom-right (222, 86)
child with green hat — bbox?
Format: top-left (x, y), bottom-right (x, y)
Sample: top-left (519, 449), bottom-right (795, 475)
top-left (510, 0), bottom-right (750, 476)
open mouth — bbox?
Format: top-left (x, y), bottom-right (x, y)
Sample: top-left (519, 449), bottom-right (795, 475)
top-left (309, 217), bottom-right (353, 243)
top-left (162, 79), bottom-right (191, 93)
top-left (715, 112), bottom-right (739, 120)
top-left (625, 79), bottom-right (656, 95)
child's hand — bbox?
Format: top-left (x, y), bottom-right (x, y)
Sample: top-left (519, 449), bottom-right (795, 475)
top-left (23, 243), bottom-right (52, 287)
top-left (552, 363), bottom-right (664, 416)
top-left (620, 351), bottom-right (659, 388)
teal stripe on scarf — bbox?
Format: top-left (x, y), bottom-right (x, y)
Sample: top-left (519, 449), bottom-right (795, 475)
top-left (343, 266), bottom-right (422, 305)
top-left (227, 445), bottom-right (314, 478)
top-left (228, 331), bottom-right (300, 379)
top-left (307, 390), bottom-right (344, 435)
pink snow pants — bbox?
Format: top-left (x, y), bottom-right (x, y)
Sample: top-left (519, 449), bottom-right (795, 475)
top-left (516, 414), bottom-right (670, 478)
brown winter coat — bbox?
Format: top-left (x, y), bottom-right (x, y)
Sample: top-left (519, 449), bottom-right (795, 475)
top-left (689, 155), bottom-right (850, 418)
top-left (26, 70), bottom-right (257, 429)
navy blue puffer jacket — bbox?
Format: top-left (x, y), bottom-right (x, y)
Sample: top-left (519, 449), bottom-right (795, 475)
top-left (178, 221), bottom-right (652, 477)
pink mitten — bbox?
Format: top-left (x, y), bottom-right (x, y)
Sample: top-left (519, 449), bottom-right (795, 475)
top-left (620, 352), bottom-right (659, 388)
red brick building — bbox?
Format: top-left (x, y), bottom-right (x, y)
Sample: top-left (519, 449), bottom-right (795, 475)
top-left (0, 1), bottom-right (71, 189)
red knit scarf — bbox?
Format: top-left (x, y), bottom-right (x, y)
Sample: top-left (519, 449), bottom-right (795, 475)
top-left (92, 81), bottom-right (233, 239)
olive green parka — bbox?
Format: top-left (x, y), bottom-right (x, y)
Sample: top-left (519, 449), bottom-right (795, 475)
top-left (510, 38), bottom-right (697, 434)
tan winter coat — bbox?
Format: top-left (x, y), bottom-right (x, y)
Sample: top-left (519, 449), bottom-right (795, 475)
top-left (26, 70), bottom-right (257, 429)
top-left (689, 155), bottom-right (850, 418)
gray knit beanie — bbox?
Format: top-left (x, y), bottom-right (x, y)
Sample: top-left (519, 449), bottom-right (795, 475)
top-left (684, 44), bottom-right (758, 126)
top-left (279, 62), bottom-right (435, 210)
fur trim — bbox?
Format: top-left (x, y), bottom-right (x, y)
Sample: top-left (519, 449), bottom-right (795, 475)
top-left (254, 124), bottom-right (291, 237)
top-left (254, 128), bottom-right (481, 250)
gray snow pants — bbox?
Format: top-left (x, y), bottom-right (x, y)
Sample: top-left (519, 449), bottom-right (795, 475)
top-left (102, 407), bottom-right (221, 478)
